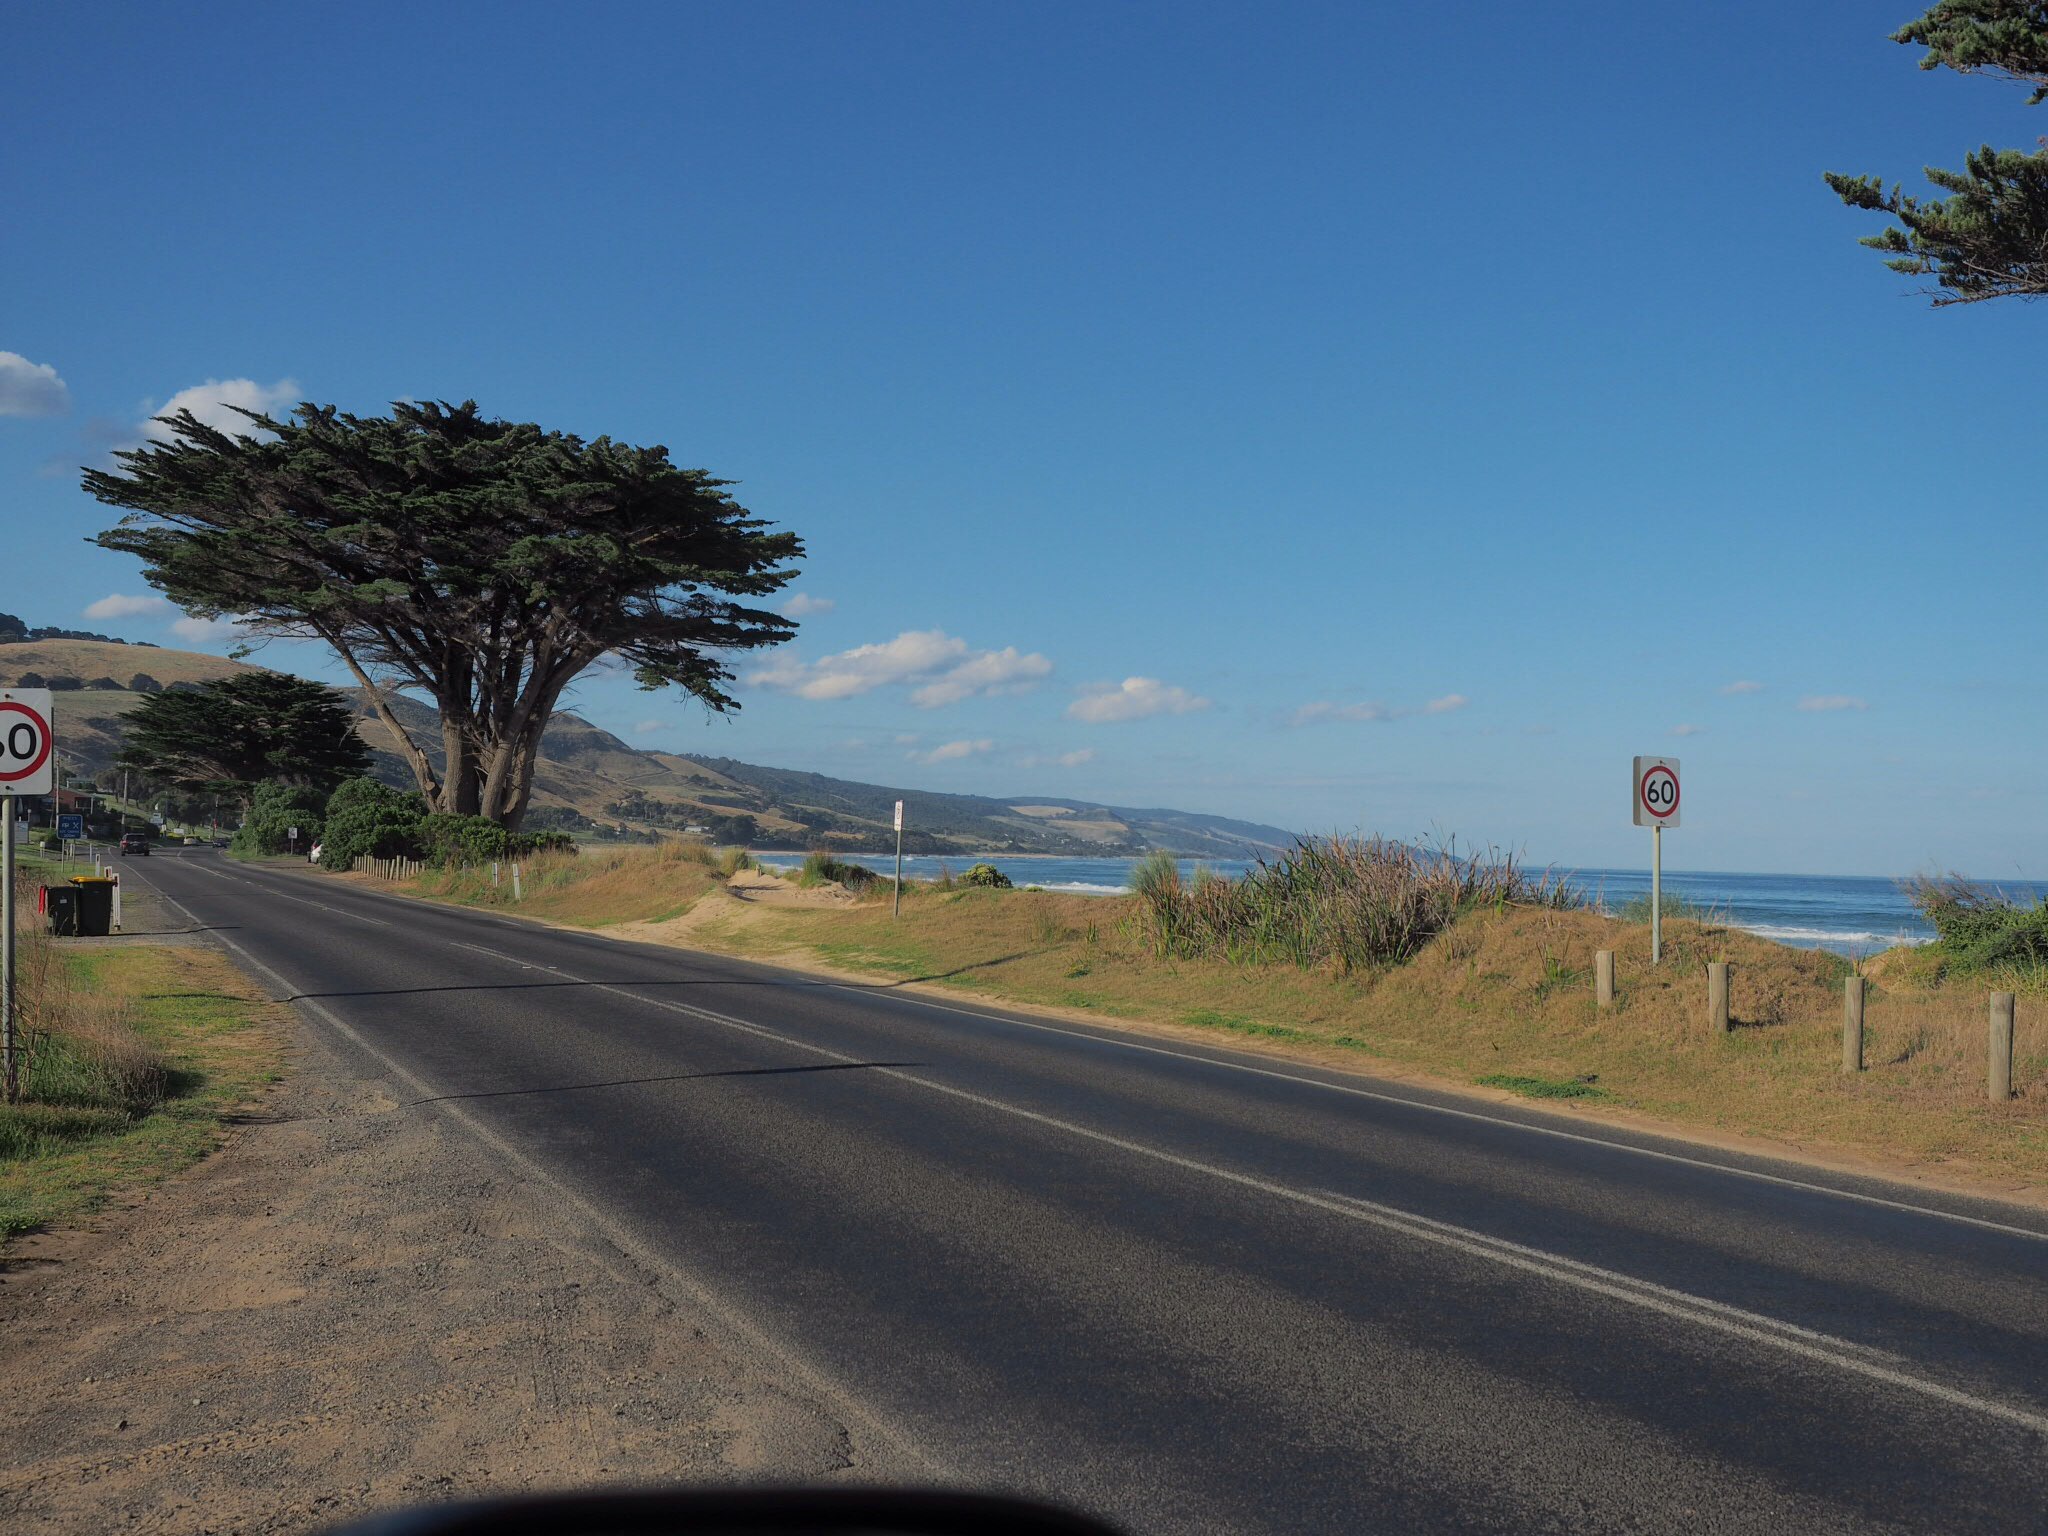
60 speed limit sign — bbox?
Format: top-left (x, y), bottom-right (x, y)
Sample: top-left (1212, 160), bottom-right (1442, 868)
top-left (0, 690), bottom-right (55, 796)
top-left (1632, 755), bottom-right (1680, 828)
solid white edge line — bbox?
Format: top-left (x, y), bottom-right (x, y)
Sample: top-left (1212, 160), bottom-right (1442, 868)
top-left (206, 854), bottom-right (2048, 1242)
top-left (137, 873), bottom-right (941, 1480)
top-left (416, 941), bottom-right (2048, 1436)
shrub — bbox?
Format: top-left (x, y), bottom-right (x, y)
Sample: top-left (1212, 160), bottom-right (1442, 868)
top-left (716, 846), bottom-right (753, 877)
top-left (126, 673), bottom-right (163, 693)
top-left (84, 676), bottom-right (122, 690)
top-left (44, 675), bottom-right (81, 690)
top-left (798, 852), bottom-right (878, 890)
top-left (958, 862), bottom-right (1014, 889)
top-left (1129, 835), bottom-right (1581, 974)
top-left (418, 813), bottom-right (512, 866)
top-left (231, 781), bottom-right (328, 856)
top-left (316, 777), bottom-right (426, 870)
top-left (16, 672), bottom-right (45, 688)
top-left (1905, 875), bottom-right (2048, 979)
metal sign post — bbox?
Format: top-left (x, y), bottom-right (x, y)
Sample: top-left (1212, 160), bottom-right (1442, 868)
top-left (893, 800), bottom-right (905, 918)
top-left (0, 689), bottom-right (57, 1103)
top-left (1632, 756), bottom-right (1681, 964)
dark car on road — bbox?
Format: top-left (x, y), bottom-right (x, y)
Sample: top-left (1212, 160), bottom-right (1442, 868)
top-left (118, 832), bottom-right (150, 857)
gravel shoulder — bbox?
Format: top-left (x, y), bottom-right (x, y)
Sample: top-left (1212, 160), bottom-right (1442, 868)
top-left (0, 936), bottom-right (894, 1533)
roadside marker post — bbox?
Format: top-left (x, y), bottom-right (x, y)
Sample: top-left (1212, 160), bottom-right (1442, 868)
top-left (893, 800), bottom-right (905, 918)
top-left (1707, 962), bottom-right (1731, 1034)
top-left (1595, 949), bottom-right (1614, 1008)
top-left (1632, 757), bottom-right (1680, 964)
top-left (1843, 977), bottom-right (1866, 1073)
top-left (0, 689), bottom-right (57, 1104)
top-left (1990, 993), bottom-right (2016, 1103)
top-left (512, 863), bottom-right (522, 902)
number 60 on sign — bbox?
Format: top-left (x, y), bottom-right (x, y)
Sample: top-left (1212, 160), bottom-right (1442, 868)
top-left (1633, 756), bottom-right (1680, 828)
top-left (0, 690), bottom-right (55, 797)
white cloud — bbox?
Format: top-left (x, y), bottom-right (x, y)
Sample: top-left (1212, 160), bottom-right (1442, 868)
top-left (1292, 700), bottom-right (1391, 725)
top-left (170, 614), bottom-right (250, 645)
top-left (911, 647), bottom-right (1053, 707)
top-left (1671, 723), bottom-right (1706, 737)
top-left (910, 738), bottom-right (993, 764)
top-left (144, 376), bottom-right (300, 442)
top-left (1798, 695), bottom-right (1868, 712)
top-left (83, 593), bottom-right (166, 621)
top-left (1291, 692), bottom-right (1468, 726)
top-left (1019, 748), bottom-right (1098, 769)
top-left (0, 352), bottom-right (70, 417)
top-left (749, 629), bottom-right (1051, 708)
top-left (1068, 676), bottom-right (1210, 724)
top-left (1719, 680), bottom-right (1765, 696)
top-left (781, 592), bottom-right (835, 618)
top-left (632, 719), bottom-right (668, 737)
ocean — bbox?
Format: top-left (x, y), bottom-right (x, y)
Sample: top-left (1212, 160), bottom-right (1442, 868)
top-left (751, 852), bottom-right (2048, 957)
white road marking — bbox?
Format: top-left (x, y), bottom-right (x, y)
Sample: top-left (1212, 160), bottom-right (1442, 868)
top-left (135, 876), bottom-right (940, 1478)
top-left (365, 937), bottom-right (2048, 1437)
top-left (207, 853), bottom-right (2048, 1243)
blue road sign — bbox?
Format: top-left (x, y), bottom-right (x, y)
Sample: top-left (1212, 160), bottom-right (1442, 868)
top-left (57, 813), bottom-right (84, 840)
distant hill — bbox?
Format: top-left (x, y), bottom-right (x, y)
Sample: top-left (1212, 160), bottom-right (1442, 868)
top-left (0, 612), bottom-right (157, 647)
top-left (0, 640), bottom-right (1298, 857)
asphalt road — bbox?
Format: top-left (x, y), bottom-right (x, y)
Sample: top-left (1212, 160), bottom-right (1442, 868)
top-left (118, 849), bottom-right (2048, 1534)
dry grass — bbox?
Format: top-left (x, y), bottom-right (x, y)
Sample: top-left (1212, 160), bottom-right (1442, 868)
top-left (365, 845), bottom-right (2048, 1190)
top-left (391, 839), bottom-right (727, 926)
top-left (2, 869), bottom-right (285, 1236)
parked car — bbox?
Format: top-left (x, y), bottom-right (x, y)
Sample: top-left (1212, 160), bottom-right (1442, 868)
top-left (118, 832), bottom-right (150, 857)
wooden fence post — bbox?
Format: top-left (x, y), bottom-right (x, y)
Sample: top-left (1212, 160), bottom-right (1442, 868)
top-left (1990, 992), bottom-right (2016, 1103)
top-left (1843, 976), bottom-right (1865, 1073)
top-left (1595, 950), bottom-right (1614, 1008)
top-left (1707, 962), bottom-right (1730, 1035)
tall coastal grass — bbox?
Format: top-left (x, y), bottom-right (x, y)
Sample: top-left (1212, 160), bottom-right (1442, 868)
top-left (3, 869), bottom-right (168, 1158)
top-left (1901, 874), bottom-right (2048, 989)
top-left (1127, 837), bottom-right (1583, 974)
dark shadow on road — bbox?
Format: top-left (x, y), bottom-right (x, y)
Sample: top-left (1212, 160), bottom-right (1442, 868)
top-left (404, 1060), bottom-right (913, 1107)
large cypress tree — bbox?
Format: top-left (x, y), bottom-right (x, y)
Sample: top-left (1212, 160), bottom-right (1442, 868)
top-left (1827, 3), bottom-right (2048, 304)
top-left (86, 400), bottom-right (802, 827)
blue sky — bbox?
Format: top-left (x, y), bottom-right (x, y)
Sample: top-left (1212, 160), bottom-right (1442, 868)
top-left (3, 1), bottom-right (2042, 876)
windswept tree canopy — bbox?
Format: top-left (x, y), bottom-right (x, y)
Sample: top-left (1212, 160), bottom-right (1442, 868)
top-left (117, 671), bottom-right (372, 798)
top-left (86, 400), bottom-right (803, 826)
top-left (1827, 2), bottom-right (2048, 304)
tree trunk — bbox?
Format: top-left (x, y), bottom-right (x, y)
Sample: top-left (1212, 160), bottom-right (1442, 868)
top-left (328, 642), bottom-right (443, 808)
top-left (441, 713), bottom-right (480, 817)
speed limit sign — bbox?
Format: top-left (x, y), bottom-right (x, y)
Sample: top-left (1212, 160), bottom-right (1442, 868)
top-left (1633, 756), bottom-right (1680, 828)
top-left (0, 690), bottom-right (54, 797)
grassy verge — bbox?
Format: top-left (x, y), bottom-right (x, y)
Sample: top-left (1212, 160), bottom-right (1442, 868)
top-left (358, 846), bottom-right (2048, 1189)
top-left (0, 942), bottom-right (284, 1241)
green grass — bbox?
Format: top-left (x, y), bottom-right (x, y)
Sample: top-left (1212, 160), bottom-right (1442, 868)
top-left (1181, 1007), bottom-right (1316, 1044)
top-left (0, 946), bottom-right (282, 1242)
top-left (1476, 1072), bottom-right (1613, 1101)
